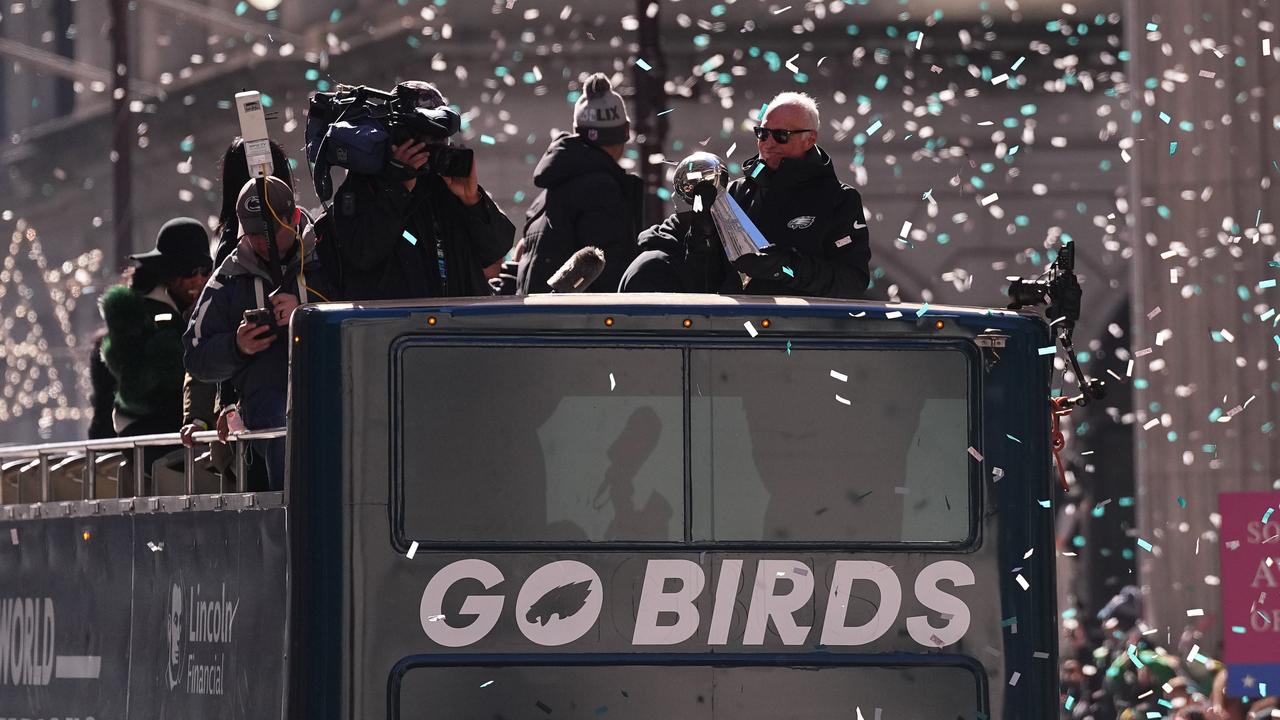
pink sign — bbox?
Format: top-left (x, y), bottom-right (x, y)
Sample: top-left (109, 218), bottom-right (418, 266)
top-left (1219, 491), bottom-right (1280, 664)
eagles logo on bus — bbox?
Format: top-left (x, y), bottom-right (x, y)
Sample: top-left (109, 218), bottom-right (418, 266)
top-left (419, 557), bottom-right (974, 649)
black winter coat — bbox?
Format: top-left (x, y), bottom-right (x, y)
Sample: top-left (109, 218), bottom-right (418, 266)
top-left (618, 211), bottom-right (741, 294)
top-left (516, 133), bottom-right (643, 294)
top-left (728, 146), bottom-right (870, 298)
top-left (329, 172), bottom-right (515, 300)
top-left (619, 146), bottom-right (870, 299)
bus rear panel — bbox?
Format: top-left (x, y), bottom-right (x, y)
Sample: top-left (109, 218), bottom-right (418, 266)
top-left (287, 295), bottom-right (1057, 720)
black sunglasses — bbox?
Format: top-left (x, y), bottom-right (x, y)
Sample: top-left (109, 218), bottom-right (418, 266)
top-left (753, 126), bottom-right (814, 144)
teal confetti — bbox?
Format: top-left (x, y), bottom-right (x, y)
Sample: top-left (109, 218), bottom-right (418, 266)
top-left (1038, 345), bottom-right (1057, 356)
top-left (1177, 496), bottom-right (1186, 508)
top-left (785, 340), bottom-right (792, 356)
top-left (1264, 508), bottom-right (1275, 523)
top-left (781, 266), bottom-right (794, 277)
top-left (1259, 279), bottom-right (1277, 289)
top-left (1158, 111), bottom-right (1172, 124)
top-left (1146, 22), bottom-right (1158, 31)
top-left (403, 230), bottom-right (418, 246)
top-left (915, 303), bottom-right (929, 317)
top-left (480, 134), bottom-right (496, 145)
top-left (1007, 434), bottom-right (1022, 443)
top-left (1169, 142), bottom-right (1178, 155)
top-left (234, 1), bottom-right (248, 16)
top-left (866, 119), bottom-right (883, 135)
top-left (1232, 626), bottom-right (1247, 634)
top-left (1038, 500), bottom-right (1051, 508)
top-left (750, 163), bottom-right (765, 178)
top-left (1127, 644), bottom-right (1145, 668)
top-left (329, 8), bottom-right (342, 23)
top-left (635, 58), bottom-right (652, 71)
top-left (1011, 56), bottom-right (1026, 71)
top-left (1136, 538), bottom-right (1153, 552)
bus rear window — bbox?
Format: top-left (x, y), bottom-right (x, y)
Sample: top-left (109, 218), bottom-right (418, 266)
top-left (397, 342), bottom-right (974, 545)
top-left (689, 347), bottom-right (972, 543)
top-left (396, 663), bottom-right (982, 719)
top-left (399, 345), bottom-right (685, 542)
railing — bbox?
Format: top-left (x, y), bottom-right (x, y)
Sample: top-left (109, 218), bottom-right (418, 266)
top-left (0, 427), bottom-right (286, 506)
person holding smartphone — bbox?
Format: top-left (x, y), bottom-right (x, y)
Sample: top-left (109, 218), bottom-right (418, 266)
top-left (328, 80), bottom-right (515, 300)
top-left (182, 176), bottom-right (336, 490)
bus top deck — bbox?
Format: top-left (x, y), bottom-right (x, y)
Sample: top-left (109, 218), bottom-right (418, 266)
top-left (1, 293), bottom-right (1058, 720)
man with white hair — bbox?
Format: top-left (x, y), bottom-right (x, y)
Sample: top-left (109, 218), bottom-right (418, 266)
top-left (620, 91), bottom-right (870, 298)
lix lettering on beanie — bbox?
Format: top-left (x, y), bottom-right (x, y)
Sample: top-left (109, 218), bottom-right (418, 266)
top-left (573, 73), bottom-right (630, 146)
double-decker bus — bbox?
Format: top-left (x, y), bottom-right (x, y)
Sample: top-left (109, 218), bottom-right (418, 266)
top-left (1, 293), bottom-right (1058, 719)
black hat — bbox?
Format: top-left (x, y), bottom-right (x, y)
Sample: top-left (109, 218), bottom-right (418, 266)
top-left (130, 217), bottom-right (212, 276)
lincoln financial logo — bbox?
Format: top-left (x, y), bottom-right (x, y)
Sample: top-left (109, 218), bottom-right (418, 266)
top-left (166, 583), bottom-right (239, 696)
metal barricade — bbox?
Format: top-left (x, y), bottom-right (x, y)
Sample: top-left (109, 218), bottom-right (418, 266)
top-left (0, 427), bottom-right (286, 506)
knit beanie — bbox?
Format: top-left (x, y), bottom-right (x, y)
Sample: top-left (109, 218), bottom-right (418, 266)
top-left (573, 73), bottom-right (630, 146)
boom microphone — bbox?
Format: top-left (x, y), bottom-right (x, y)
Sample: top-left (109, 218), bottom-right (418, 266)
top-left (548, 246), bottom-right (606, 293)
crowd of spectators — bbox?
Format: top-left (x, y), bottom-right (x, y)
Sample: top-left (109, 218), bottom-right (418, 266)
top-left (1061, 587), bottom-right (1278, 720)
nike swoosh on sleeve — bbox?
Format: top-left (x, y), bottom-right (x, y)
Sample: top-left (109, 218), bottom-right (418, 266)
top-left (853, 221), bottom-right (868, 230)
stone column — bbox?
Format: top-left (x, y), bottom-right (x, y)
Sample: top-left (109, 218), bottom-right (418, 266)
top-left (1126, 0), bottom-right (1280, 651)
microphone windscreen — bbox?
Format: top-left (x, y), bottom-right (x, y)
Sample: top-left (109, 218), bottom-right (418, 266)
top-left (547, 246), bottom-right (607, 293)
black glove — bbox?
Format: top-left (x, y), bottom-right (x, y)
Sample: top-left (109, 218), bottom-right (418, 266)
top-left (732, 244), bottom-right (796, 281)
top-left (691, 181), bottom-right (718, 212)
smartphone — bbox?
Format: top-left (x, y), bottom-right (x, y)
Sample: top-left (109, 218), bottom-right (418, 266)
top-left (429, 146), bottom-right (474, 178)
top-left (243, 308), bottom-right (273, 326)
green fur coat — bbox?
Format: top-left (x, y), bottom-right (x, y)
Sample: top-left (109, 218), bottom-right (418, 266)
top-left (99, 284), bottom-right (185, 429)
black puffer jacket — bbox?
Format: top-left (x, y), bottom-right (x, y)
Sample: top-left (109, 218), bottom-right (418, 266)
top-left (618, 211), bottom-right (740, 293)
top-left (621, 146), bottom-right (870, 298)
top-left (516, 133), bottom-right (643, 294)
top-left (729, 146), bottom-right (870, 299)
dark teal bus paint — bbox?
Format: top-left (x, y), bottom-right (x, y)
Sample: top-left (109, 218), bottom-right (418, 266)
top-left (286, 295), bottom-right (1058, 720)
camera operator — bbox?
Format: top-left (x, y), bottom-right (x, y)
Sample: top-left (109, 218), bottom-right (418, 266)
top-left (183, 177), bottom-right (335, 490)
top-left (329, 81), bottom-right (515, 300)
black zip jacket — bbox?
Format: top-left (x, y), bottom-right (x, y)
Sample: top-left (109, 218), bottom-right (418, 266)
top-left (618, 211), bottom-right (740, 293)
top-left (620, 146), bottom-right (870, 298)
top-left (329, 172), bottom-right (515, 300)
